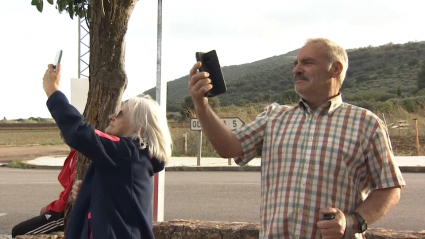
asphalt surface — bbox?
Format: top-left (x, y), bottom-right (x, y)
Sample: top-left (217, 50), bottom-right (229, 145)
top-left (0, 168), bottom-right (423, 235)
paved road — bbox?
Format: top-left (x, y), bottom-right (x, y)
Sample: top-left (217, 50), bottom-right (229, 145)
top-left (0, 168), bottom-right (423, 235)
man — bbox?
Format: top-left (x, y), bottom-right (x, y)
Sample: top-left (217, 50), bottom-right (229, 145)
top-left (188, 38), bottom-right (406, 239)
top-left (12, 137), bottom-right (77, 238)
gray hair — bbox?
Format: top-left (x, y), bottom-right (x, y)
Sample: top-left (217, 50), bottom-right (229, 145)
top-left (306, 38), bottom-right (349, 85)
top-left (127, 95), bottom-right (172, 164)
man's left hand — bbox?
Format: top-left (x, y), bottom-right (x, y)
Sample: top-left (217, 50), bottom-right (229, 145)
top-left (43, 64), bottom-right (61, 97)
top-left (317, 207), bottom-right (346, 239)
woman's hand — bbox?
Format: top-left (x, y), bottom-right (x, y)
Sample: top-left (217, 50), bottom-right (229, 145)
top-left (70, 180), bottom-right (82, 202)
top-left (43, 64), bottom-right (61, 97)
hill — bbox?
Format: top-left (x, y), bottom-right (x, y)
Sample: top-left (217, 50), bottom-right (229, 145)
top-left (142, 41), bottom-right (425, 112)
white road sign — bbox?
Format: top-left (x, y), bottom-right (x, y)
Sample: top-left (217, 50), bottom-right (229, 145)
top-left (190, 117), bottom-right (245, 131)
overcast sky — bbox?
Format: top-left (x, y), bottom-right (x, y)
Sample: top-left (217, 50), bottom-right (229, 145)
top-left (1, 0), bottom-right (425, 119)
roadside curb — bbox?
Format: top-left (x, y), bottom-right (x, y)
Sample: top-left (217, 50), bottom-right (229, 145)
top-left (19, 162), bottom-right (262, 171)
top-left (399, 166), bottom-right (425, 173)
top-left (165, 166), bottom-right (261, 172)
top-left (17, 162), bottom-right (425, 173)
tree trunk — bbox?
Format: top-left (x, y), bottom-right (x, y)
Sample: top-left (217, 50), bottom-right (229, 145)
top-left (64, 0), bottom-right (137, 232)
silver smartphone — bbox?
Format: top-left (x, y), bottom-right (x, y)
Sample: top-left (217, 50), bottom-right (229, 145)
top-left (53, 50), bottom-right (63, 69)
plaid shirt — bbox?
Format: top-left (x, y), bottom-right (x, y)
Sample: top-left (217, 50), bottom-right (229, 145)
top-left (233, 94), bottom-right (406, 239)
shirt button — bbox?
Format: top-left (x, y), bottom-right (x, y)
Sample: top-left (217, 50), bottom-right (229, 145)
top-left (309, 137), bottom-right (313, 140)
top-left (299, 209), bottom-right (303, 212)
top-left (305, 160), bottom-right (310, 163)
top-left (302, 183), bottom-right (306, 187)
top-left (296, 236), bottom-right (300, 239)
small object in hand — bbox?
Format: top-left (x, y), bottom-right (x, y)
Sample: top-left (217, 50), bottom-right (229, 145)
top-left (53, 50), bottom-right (63, 70)
top-left (321, 214), bottom-right (335, 220)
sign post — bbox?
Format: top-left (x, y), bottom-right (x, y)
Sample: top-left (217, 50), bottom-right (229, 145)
top-left (189, 117), bottom-right (245, 165)
top-left (153, 0), bottom-right (165, 222)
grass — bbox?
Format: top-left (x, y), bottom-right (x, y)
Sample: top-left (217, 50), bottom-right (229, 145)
top-left (7, 160), bottom-right (29, 169)
top-left (0, 129), bottom-right (63, 146)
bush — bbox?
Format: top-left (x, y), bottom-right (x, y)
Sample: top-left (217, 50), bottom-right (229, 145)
top-left (344, 91), bottom-right (397, 102)
top-left (374, 101), bottom-right (397, 113)
top-left (401, 99), bottom-right (418, 113)
top-left (408, 58), bottom-right (419, 66)
top-left (417, 89), bottom-right (425, 96)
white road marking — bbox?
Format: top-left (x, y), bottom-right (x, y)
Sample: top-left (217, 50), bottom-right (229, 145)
top-left (0, 213), bottom-right (7, 217)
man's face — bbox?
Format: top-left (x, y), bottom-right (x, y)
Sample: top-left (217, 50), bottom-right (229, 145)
top-left (105, 103), bottom-right (132, 136)
top-left (292, 42), bottom-right (334, 99)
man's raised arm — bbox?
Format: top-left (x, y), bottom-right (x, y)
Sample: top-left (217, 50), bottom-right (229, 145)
top-left (188, 62), bottom-right (243, 158)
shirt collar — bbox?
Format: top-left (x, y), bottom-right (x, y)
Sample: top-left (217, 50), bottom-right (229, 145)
top-left (298, 93), bottom-right (343, 116)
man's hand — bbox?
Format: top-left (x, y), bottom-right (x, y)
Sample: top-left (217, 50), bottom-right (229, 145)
top-left (317, 207), bottom-right (346, 239)
top-left (43, 64), bottom-right (61, 97)
top-left (70, 180), bottom-right (82, 202)
top-left (189, 62), bottom-right (212, 111)
top-left (39, 206), bottom-right (47, 215)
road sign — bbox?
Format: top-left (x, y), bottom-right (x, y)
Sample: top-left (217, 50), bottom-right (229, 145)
top-left (190, 117), bottom-right (245, 131)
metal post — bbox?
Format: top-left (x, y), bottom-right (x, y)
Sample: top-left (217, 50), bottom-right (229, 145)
top-left (197, 131), bottom-right (202, 166)
top-left (153, 0), bottom-right (165, 223)
top-left (414, 119), bottom-right (420, 156)
top-left (78, 16), bottom-right (90, 78)
top-left (78, 17), bottom-right (81, 78)
top-left (155, 0), bottom-right (163, 105)
top-left (182, 133), bottom-right (187, 155)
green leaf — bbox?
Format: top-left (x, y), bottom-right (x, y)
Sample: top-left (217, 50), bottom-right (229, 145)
top-left (74, 4), bottom-right (83, 17)
top-left (57, 0), bottom-right (66, 12)
top-left (31, 0), bottom-right (39, 5)
top-left (47, 0), bottom-right (53, 4)
top-left (36, 0), bottom-right (43, 12)
top-left (68, 5), bottom-right (74, 19)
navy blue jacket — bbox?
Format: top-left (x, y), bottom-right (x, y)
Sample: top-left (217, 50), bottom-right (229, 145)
top-left (47, 91), bottom-right (164, 239)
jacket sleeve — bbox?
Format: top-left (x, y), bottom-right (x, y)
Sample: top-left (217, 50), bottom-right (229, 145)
top-left (46, 91), bottom-right (133, 169)
top-left (45, 150), bottom-right (77, 213)
top-left (45, 186), bottom-right (69, 213)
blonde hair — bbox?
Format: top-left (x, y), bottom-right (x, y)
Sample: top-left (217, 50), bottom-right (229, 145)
top-left (127, 95), bottom-right (172, 164)
top-left (306, 38), bottom-right (349, 85)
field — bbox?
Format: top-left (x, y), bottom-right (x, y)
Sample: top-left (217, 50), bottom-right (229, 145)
top-left (0, 107), bottom-right (424, 162)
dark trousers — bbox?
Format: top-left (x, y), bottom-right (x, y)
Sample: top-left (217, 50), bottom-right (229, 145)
top-left (11, 211), bottom-right (64, 238)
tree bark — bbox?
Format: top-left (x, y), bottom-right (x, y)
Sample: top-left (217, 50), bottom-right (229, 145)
top-left (64, 0), bottom-right (137, 232)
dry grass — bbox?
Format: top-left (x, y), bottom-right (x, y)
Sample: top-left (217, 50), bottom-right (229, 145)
top-left (377, 106), bottom-right (425, 155)
top-left (0, 129), bottom-right (64, 146)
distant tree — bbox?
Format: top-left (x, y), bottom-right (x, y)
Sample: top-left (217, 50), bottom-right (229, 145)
top-left (179, 95), bottom-right (195, 121)
top-left (418, 62), bottom-right (425, 90)
top-left (408, 58), bottom-right (419, 66)
top-left (179, 95), bottom-right (220, 120)
top-left (396, 87), bottom-right (401, 97)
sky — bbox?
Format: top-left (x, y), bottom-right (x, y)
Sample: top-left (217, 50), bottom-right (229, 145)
top-left (0, 0), bottom-right (425, 119)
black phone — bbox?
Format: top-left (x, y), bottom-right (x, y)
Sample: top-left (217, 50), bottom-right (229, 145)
top-left (321, 214), bottom-right (335, 220)
top-left (53, 50), bottom-right (63, 70)
top-left (195, 50), bottom-right (227, 97)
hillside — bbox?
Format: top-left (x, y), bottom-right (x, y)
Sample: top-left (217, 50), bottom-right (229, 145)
top-left (142, 41), bottom-right (425, 112)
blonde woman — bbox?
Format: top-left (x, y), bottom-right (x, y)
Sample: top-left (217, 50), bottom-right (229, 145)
top-left (42, 64), bottom-right (172, 239)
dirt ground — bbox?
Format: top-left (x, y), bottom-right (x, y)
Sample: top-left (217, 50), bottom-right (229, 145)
top-left (0, 145), bottom-right (70, 162)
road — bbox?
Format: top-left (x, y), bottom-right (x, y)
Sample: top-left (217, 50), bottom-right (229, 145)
top-left (0, 168), bottom-right (424, 235)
